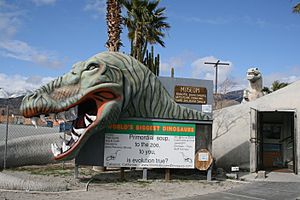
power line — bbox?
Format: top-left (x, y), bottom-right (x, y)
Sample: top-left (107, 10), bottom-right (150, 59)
top-left (204, 60), bottom-right (230, 94)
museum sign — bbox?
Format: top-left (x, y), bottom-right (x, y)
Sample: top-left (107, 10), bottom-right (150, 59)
top-left (174, 85), bottom-right (207, 104)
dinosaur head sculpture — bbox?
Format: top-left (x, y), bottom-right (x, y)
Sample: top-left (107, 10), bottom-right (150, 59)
top-left (246, 67), bottom-right (262, 83)
top-left (21, 52), bottom-right (210, 161)
top-left (242, 67), bottom-right (263, 103)
top-left (20, 53), bottom-right (124, 160)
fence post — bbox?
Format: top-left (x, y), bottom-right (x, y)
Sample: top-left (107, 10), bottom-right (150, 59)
top-left (3, 105), bottom-right (9, 169)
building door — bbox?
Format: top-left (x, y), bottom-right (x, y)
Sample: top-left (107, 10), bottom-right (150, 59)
top-left (250, 108), bottom-right (261, 172)
top-left (258, 111), bottom-right (296, 173)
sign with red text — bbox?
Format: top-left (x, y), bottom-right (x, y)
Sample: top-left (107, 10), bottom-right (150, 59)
top-left (104, 120), bottom-right (196, 168)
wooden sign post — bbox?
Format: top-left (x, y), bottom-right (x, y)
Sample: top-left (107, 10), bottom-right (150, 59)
top-left (194, 149), bottom-right (213, 181)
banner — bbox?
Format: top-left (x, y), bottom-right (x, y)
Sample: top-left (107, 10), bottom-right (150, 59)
top-left (104, 120), bottom-right (195, 168)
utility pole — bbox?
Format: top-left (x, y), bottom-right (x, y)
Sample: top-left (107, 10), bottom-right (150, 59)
top-left (204, 60), bottom-right (230, 94)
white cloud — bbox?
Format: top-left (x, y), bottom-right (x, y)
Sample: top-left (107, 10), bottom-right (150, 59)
top-left (160, 57), bottom-right (185, 75)
top-left (0, 1), bottom-right (65, 69)
top-left (0, 1), bottom-right (23, 39)
top-left (160, 54), bottom-right (240, 92)
top-left (0, 73), bottom-right (54, 94)
top-left (31, 0), bottom-right (56, 6)
top-left (159, 52), bottom-right (196, 77)
top-left (0, 40), bottom-right (64, 69)
top-left (84, 0), bottom-right (106, 18)
top-left (263, 71), bottom-right (300, 88)
top-left (191, 56), bottom-right (233, 83)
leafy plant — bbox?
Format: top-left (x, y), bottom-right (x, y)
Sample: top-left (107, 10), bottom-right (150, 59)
top-left (122, 0), bottom-right (170, 62)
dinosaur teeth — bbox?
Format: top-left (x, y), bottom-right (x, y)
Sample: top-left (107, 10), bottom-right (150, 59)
top-left (51, 143), bottom-right (61, 157)
top-left (71, 132), bottom-right (79, 142)
top-left (62, 142), bottom-right (70, 152)
top-left (85, 114), bottom-right (96, 121)
top-left (65, 134), bottom-right (72, 141)
top-left (53, 143), bottom-right (59, 149)
top-left (72, 127), bottom-right (85, 135)
top-left (84, 116), bottom-right (92, 127)
top-left (84, 114), bottom-right (96, 127)
top-left (31, 117), bottom-right (39, 128)
top-left (60, 135), bottom-right (71, 143)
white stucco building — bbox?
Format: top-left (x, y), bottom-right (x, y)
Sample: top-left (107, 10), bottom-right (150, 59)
top-left (213, 80), bottom-right (300, 174)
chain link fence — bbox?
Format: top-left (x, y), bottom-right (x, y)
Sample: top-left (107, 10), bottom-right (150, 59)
top-left (0, 105), bottom-right (65, 169)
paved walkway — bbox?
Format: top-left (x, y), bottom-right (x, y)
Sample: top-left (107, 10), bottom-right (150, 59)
top-left (179, 181), bottom-right (300, 200)
top-left (241, 171), bottom-right (300, 182)
top-left (178, 172), bottom-right (300, 200)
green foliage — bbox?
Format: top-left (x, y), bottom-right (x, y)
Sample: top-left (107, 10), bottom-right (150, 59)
top-left (263, 80), bottom-right (289, 94)
top-left (271, 80), bottom-right (289, 91)
top-left (293, 3), bottom-right (300, 13)
top-left (262, 86), bottom-right (271, 94)
top-left (121, 0), bottom-right (170, 62)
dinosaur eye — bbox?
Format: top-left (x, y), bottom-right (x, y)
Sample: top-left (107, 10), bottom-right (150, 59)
top-left (86, 63), bottom-right (99, 71)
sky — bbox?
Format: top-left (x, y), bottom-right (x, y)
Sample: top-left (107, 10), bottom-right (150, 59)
top-left (0, 0), bottom-right (300, 94)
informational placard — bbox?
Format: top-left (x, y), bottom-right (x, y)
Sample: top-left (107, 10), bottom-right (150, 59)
top-left (194, 149), bottom-right (213, 171)
top-left (174, 85), bottom-right (207, 104)
top-left (104, 120), bottom-right (196, 169)
top-left (198, 152), bottom-right (209, 161)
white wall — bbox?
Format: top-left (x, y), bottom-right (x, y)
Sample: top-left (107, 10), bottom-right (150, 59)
top-left (212, 80), bottom-right (300, 172)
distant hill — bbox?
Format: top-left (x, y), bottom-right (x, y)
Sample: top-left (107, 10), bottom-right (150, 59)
top-left (214, 90), bottom-right (244, 110)
top-left (0, 88), bottom-right (32, 98)
top-left (0, 88), bottom-right (32, 115)
top-left (0, 96), bottom-right (24, 115)
top-left (0, 88), bottom-right (9, 98)
top-left (223, 90), bottom-right (244, 103)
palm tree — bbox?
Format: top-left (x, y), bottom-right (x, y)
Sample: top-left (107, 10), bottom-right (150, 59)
top-left (106, 0), bottom-right (122, 52)
top-left (261, 87), bottom-right (271, 94)
top-left (271, 80), bottom-right (289, 92)
top-left (293, 2), bottom-right (300, 13)
top-left (122, 0), bottom-right (170, 62)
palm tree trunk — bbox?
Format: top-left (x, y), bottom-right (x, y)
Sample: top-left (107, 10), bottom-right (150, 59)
top-left (106, 0), bottom-right (122, 52)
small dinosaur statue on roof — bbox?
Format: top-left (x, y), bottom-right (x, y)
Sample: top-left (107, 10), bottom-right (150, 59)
top-left (242, 67), bottom-right (264, 103)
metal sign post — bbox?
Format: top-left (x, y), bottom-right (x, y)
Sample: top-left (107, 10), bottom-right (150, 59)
top-left (3, 105), bottom-right (9, 169)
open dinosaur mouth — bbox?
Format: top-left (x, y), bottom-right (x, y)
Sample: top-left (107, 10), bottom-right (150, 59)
top-left (48, 90), bottom-right (119, 160)
top-left (248, 72), bottom-right (258, 76)
top-left (50, 99), bottom-right (98, 160)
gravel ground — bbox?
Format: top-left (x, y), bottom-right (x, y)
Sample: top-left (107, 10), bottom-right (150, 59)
top-left (0, 164), bottom-right (244, 200)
